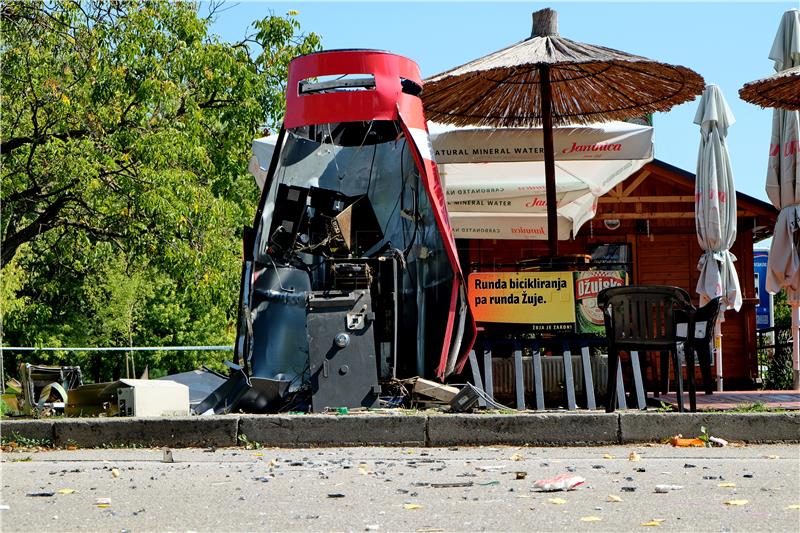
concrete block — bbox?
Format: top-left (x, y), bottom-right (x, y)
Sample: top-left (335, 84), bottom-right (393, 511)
top-left (1, 420), bottom-right (55, 444)
top-left (427, 413), bottom-right (619, 446)
top-left (52, 416), bottom-right (238, 448)
top-left (239, 414), bottom-right (427, 447)
top-left (620, 412), bottom-right (800, 443)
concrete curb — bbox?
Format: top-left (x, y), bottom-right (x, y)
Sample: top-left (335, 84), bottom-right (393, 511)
top-left (1, 419), bottom-right (54, 444)
top-left (239, 413), bottom-right (427, 447)
top-left (2, 411), bottom-right (798, 448)
top-left (619, 412), bottom-right (800, 443)
top-left (47, 416), bottom-right (238, 448)
top-left (427, 413), bottom-right (619, 446)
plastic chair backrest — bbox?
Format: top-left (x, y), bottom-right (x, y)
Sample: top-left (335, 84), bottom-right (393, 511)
top-left (692, 297), bottom-right (722, 342)
top-left (597, 285), bottom-right (693, 350)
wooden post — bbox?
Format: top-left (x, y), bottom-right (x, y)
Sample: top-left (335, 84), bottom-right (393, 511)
top-left (540, 64), bottom-right (558, 257)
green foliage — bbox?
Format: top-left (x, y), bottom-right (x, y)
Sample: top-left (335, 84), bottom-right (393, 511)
top-left (1, 1), bottom-right (321, 380)
top-left (760, 289), bottom-right (794, 390)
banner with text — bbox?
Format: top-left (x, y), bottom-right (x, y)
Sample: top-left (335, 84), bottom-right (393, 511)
top-left (468, 272), bottom-right (576, 331)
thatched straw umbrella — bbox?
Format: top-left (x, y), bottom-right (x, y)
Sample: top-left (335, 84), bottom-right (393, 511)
top-left (423, 8), bottom-right (704, 255)
top-left (739, 66), bottom-right (800, 110)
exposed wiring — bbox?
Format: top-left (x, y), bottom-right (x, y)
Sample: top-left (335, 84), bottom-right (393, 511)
top-left (265, 254), bottom-right (295, 293)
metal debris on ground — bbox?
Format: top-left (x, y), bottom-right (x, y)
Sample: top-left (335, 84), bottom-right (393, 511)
top-left (429, 482), bottom-right (473, 488)
top-left (161, 448), bottom-right (174, 463)
top-left (654, 484), bottom-right (683, 493)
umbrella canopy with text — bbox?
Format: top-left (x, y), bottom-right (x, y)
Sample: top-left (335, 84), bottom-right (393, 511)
top-left (430, 121), bottom-right (653, 240)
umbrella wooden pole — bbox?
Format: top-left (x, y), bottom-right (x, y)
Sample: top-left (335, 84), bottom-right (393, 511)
top-left (540, 64), bottom-right (558, 257)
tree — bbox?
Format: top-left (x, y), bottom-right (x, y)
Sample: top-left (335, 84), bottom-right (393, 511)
top-left (1, 1), bottom-right (321, 380)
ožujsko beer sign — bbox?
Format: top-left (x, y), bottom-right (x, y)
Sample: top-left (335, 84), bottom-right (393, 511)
top-left (468, 272), bottom-right (576, 331)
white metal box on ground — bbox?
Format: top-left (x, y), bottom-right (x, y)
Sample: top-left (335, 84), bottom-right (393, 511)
top-left (116, 379), bottom-right (189, 417)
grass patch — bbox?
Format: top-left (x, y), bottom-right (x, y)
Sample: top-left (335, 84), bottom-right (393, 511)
top-left (1, 432), bottom-right (54, 449)
top-left (237, 434), bottom-right (262, 450)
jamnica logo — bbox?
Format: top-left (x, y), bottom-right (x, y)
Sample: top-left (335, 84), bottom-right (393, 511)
top-left (562, 142), bottom-right (623, 154)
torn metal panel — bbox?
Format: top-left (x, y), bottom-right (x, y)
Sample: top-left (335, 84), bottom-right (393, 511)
top-left (19, 363), bottom-right (82, 415)
top-left (157, 368), bottom-right (227, 408)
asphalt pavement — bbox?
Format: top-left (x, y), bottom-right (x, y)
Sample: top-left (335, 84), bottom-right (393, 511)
top-left (1, 444), bottom-right (798, 532)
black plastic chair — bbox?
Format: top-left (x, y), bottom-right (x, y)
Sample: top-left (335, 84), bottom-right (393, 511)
top-left (598, 285), bottom-right (693, 413)
top-left (686, 297), bottom-right (723, 409)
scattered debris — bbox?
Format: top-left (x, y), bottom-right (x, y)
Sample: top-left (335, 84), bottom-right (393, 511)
top-left (111, 468), bottom-right (120, 478)
top-left (764, 455), bottom-right (780, 459)
top-left (724, 499), bottom-right (749, 506)
top-left (0, 505), bottom-right (9, 510)
top-left (403, 504), bottom-right (423, 510)
top-left (162, 448), bottom-right (174, 463)
top-left (327, 493), bottom-right (346, 498)
top-left (684, 463), bottom-right (696, 468)
top-left (670, 436), bottom-right (705, 447)
top-left (57, 489), bottom-right (76, 495)
top-left (429, 482), bottom-right (473, 488)
top-left (717, 483), bottom-right (736, 488)
top-left (621, 487), bottom-right (637, 492)
top-left (547, 498), bottom-right (567, 505)
top-left (476, 465), bottom-right (506, 472)
top-left (510, 453), bottom-right (524, 462)
top-left (654, 484), bottom-right (683, 493)
top-left (533, 473), bottom-right (585, 492)
top-left (602, 454), bottom-right (614, 459)
top-left (580, 516), bottom-right (602, 522)
top-left (26, 492), bottom-right (55, 497)
top-left (709, 436), bottom-right (728, 447)
top-left (607, 495), bottom-right (623, 502)
top-left (785, 504), bottom-right (800, 510)
top-left (515, 472), bottom-right (527, 480)
top-left (743, 473), bottom-right (754, 478)
top-left (413, 378), bottom-right (458, 403)
top-left (628, 452), bottom-right (641, 461)
top-left (641, 519), bottom-right (665, 527)
top-left (94, 498), bottom-right (112, 508)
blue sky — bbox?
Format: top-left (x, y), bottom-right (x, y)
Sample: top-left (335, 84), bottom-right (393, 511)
top-left (210, 1), bottom-right (799, 207)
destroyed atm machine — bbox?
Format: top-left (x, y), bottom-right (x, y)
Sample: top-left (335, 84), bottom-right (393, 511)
top-left (229, 50), bottom-right (476, 413)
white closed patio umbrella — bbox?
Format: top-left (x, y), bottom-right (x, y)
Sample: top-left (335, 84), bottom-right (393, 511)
top-left (749, 9), bottom-right (800, 390)
top-left (694, 84), bottom-right (741, 392)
